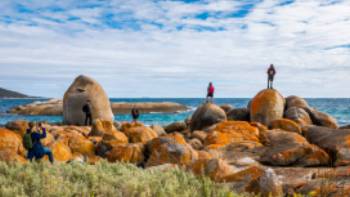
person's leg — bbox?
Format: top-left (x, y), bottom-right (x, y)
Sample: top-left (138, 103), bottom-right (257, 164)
top-left (43, 147), bottom-right (54, 163)
top-left (27, 150), bottom-right (34, 161)
top-left (88, 114), bottom-right (92, 126)
top-left (84, 114), bottom-right (88, 126)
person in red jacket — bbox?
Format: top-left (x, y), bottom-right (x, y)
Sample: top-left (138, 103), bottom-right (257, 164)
top-left (206, 82), bottom-right (215, 103)
top-left (267, 64), bottom-right (276, 89)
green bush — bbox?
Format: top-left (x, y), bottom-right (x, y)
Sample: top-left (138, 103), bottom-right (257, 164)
top-left (0, 161), bottom-right (242, 197)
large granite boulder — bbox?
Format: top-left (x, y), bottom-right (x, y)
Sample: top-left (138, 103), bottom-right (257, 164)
top-left (189, 158), bottom-right (236, 182)
top-left (259, 129), bottom-right (330, 166)
top-left (49, 141), bottom-right (73, 162)
top-left (269, 119), bottom-right (302, 134)
top-left (121, 122), bottom-right (158, 144)
top-left (145, 133), bottom-right (197, 167)
top-left (284, 107), bottom-right (312, 126)
top-left (306, 108), bottom-right (338, 129)
top-left (63, 75), bottom-right (114, 125)
top-left (303, 125), bottom-right (350, 166)
top-left (0, 128), bottom-right (25, 156)
top-left (250, 89), bottom-right (285, 126)
top-left (190, 103), bottom-right (227, 131)
top-left (227, 108), bottom-right (250, 121)
top-left (5, 120), bottom-right (29, 136)
top-left (204, 121), bottom-right (260, 150)
top-left (106, 143), bottom-right (145, 165)
top-left (285, 95), bottom-right (309, 110)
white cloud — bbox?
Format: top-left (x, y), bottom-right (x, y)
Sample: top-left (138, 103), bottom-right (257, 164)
top-left (0, 0), bottom-right (349, 98)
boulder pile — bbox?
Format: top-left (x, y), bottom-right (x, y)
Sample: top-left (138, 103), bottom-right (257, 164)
top-left (1, 85), bottom-right (347, 196)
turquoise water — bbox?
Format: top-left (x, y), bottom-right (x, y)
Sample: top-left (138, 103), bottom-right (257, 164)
top-left (0, 98), bottom-right (350, 126)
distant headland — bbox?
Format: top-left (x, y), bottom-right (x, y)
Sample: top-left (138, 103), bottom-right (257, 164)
top-left (0, 87), bottom-right (30, 98)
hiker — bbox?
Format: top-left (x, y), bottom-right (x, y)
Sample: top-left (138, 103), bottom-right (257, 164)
top-left (82, 100), bottom-right (92, 126)
top-left (131, 108), bottom-right (140, 123)
top-left (206, 82), bottom-right (215, 103)
top-left (24, 122), bottom-right (54, 163)
top-left (267, 64), bottom-right (276, 89)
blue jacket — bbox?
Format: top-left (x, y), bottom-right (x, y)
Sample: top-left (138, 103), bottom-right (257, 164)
top-left (30, 128), bottom-right (47, 156)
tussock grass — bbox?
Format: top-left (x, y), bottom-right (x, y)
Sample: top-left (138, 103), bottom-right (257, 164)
top-left (0, 161), bottom-right (241, 197)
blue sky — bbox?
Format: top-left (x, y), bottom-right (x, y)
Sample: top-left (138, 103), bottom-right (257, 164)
top-left (0, 0), bottom-right (350, 98)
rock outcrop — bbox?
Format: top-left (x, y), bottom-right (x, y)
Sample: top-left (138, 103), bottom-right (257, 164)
top-left (227, 108), bottom-right (250, 121)
top-left (259, 129), bottom-right (330, 166)
top-left (10, 100), bottom-right (187, 115)
top-left (63, 75), bottom-right (114, 125)
top-left (269, 119), bottom-right (302, 134)
top-left (190, 103), bottom-right (227, 131)
top-left (284, 107), bottom-right (312, 126)
top-left (204, 121), bottom-right (260, 150)
top-left (250, 89), bottom-right (285, 125)
top-left (303, 125), bottom-right (350, 166)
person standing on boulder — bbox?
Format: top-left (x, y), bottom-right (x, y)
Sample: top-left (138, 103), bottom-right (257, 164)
top-left (131, 108), bottom-right (140, 123)
top-left (26, 122), bottom-right (54, 163)
top-left (82, 100), bottom-right (92, 126)
top-left (267, 64), bottom-right (276, 89)
top-left (206, 82), bottom-right (215, 103)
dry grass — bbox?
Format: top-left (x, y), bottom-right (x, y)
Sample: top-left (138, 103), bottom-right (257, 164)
top-left (0, 160), bottom-right (244, 197)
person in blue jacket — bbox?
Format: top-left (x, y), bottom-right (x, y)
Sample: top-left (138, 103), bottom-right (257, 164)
top-left (26, 122), bottom-right (54, 163)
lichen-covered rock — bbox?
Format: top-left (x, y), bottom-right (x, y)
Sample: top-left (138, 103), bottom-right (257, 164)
top-left (189, 138), bottom-right (203, 150)
top-left (5, 120), bottom-right (29, 136)
top-left (219, 104), bottom-right (234, 114)
top-left (164, 121), bottom-right (187, 133)
top-left (63, 75), bottom-right (114, 125)
top-left (0, 149), bottom-right (27, 164)
top-left (285, 95), bottom-right (309, 109)
top-left (146, 133), bottom-right (197, 167)
top-left (204, 121), bottom-right (260, 149)
top-left (284, 107), bottom-right (312, 126)
top-left (189, 158), bottom-right (236, 182)
top-left (259, 129), bottom-right (329, 166)
top-left (90, 119), bottom-right (119, 136)
top-left (270, 119), bottom-right (302, 134)
top-left (250, 89), bottom-right (285, 125)
top-left (190, 103), bottom-right (227, 131)
top-left (50, 141), bottom-right (73, 162)
top-left (150, 125), bottom-right (166, 136)
top-left (306, 108), bottom-right (338, 129)
top-left (0, 128), bottom-right (25, 156)
top-left (303, 125), bottom-right (350, 166)
top-left (191, 130), bottom-right (207, 142)
top-left (106, 143), bottom-right (144, 165)
top-left (227, 108), bottom-right (250, 121)
top-left (121, 122), bottom-right (158, 144)
top-left (67, 133), bottom-right (95, 156)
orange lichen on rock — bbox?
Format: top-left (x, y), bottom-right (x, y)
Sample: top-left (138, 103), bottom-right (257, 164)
top-left (146, 134), bottom-right (198, 167)
top-left (121, 122), bottom-right (158, 144)
top-left (189, 158), bottom-right (235, 182)
top-left (250, 89), bottom-right (285, 125)
top-left (0, 128), bottom-right (25, 156)
top-left (50, 141), bottom-right (73, 162)
top-left (106, 143), bottom-right (144, 165)
top-left (270, 119), bottom-right (302, 134)
top-left (204, 121), bottom-right (260, 149)
top-left (90, 119), bottom-right (119, 136)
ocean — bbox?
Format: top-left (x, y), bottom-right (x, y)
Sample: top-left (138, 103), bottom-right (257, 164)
top-left (0, 98), bottom-right (350, 126)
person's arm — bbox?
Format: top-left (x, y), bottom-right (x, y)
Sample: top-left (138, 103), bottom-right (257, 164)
top-left (40, 127), bottom-right (47, 138)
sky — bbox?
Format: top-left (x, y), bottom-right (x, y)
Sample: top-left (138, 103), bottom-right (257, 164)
top-left (0, 0), bottom-right (350, 98)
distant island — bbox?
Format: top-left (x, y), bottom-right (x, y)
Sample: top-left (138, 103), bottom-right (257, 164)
top-left (0, 87), bottom-right (29, 98)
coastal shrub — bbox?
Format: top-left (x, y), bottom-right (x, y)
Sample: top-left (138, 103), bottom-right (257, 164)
top-left (0, 160), bottom-right (243, 197)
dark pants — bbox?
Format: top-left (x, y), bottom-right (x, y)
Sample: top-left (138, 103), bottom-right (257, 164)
top-left (85, 113), bottom-right (92, 126)
top-left (206, 92), bottom-right (214, 103)
top-left (27, 147), bottom-right (54, 163)
top-left (267, 76), bottom-right (274, 89)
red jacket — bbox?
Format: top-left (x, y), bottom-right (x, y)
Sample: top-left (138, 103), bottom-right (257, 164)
top-left (208, 85), bottom-right (214, 94)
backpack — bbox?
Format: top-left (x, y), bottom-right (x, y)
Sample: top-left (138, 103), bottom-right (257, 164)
top-left (23, 133), bottom-right (33, 150)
